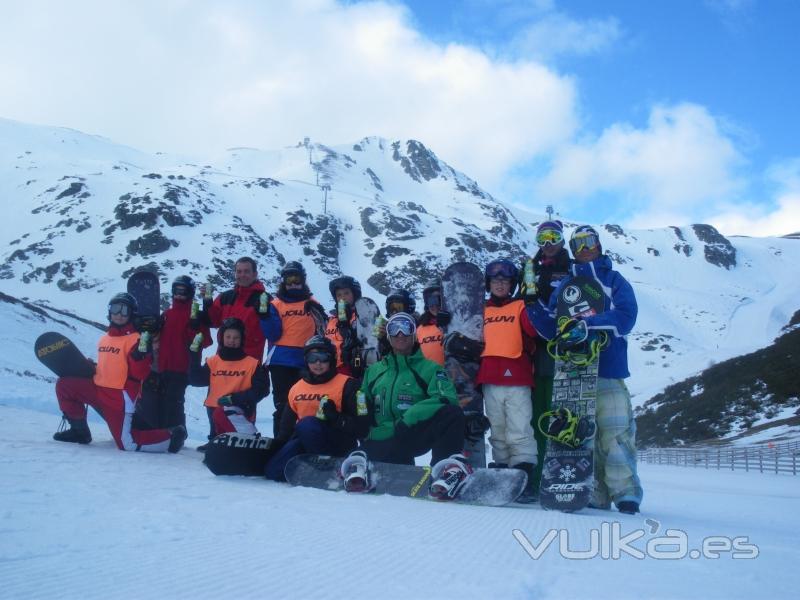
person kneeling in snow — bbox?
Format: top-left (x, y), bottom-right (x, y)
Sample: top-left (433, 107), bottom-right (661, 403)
top-left (52, 292), bottom-right (186, 453)
top-left (188, 317), bottom-right (269, 445)
top-left (264, 335), bottom-right (368, 480)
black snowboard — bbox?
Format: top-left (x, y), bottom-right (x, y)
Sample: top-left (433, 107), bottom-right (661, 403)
top-left (35, 332), bottom-right (94, 378)
top-left (203, 432), bottom-right (278, 476)
top-left (539, 276), bottom-right (605, 512)
top-left (441, 262), bottom-right (487, 469)
top-left (284, 454), bottom-right (527, 507)
top-left (127, 271), bottom-right (161, 333)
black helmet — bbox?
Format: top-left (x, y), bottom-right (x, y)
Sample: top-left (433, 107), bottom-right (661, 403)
top-left (422, 280), bottom-right (442, 310)
top-left (385, 289), bottom-right (416, 315)
top-left (280, 261), bottom-right (306, 281)
top-left (303, 334), bottom-right (336, 363)
top-left (328, 275), bottom-right (362, 301)
top-left (484, 259), bottom-right (519, 294)
top-left (218, 317), bottom-right (246, 345)
top-left (108, 292), bottom-right (138, 316)
top-left (171, 275), bottom-right (196, 298)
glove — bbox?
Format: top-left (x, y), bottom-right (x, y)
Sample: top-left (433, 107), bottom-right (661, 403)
top-left (464, 412), bottom-right (491, 443)
top-left (556, 318), bottom-right (588, 347)
top-left (443, 332), bottom-right (484, 362)
top-left (218, 395), bottom-right (233, 407)
top-left (435, 310), bottom-right (452, 328)
top-left (233, 395), bottom-right (256, 417)
top-left (321, 399), bottom-right (340, 422)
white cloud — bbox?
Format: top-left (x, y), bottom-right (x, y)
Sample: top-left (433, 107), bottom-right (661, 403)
top-left (536, 103), bottom-right (745, 211)
top-left (510, 13), bottom-right (621, 60)
top-left (0, 0), bottom-right (577, 188)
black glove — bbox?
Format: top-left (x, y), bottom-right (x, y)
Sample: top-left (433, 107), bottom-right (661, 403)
top-left (231, 395), bottom-right (255, 417)
top-left (464, 411), bottom-right (491, 443)
top-left (321, 399), bottom-right (340, 422)
top-left (444, 332), bottom-right (484, 362)
top-left (393, 420), bottom-right (412, 442)
top-left (435, 311), bottom-right (452, 328)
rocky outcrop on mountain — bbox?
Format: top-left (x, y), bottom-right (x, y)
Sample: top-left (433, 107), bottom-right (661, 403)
top-left (692, 224), bottom-right (736, 269)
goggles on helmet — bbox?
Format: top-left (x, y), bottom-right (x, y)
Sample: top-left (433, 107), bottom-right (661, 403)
top-left (486, 261), bottom-right (516, 279)
top-left (306, 350), bottom-right (332, 364)
top-left (386, 316), bottom-right (416, 337)
top-left (388, 301), bottom-right (407, 315)
top-left (108, 302), bottom-right (131, 317)
top-left (536, 228), bottom-right (564, 247)
top-left (569, 231), bottom-right (600, 255)
top-left (284, 274), bottom-right (304, 286)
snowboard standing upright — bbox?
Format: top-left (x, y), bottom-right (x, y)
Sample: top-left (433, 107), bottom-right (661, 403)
top-left (538, 275), bottom-right (605, 512)
top-left (35, 332), bottom-right (95, 378)
top-left (127, 271), bottom-right (161, 333)
top-left (441, 262), bottom-right (487, 469)
top-left (284, 454), bottom-right (526, 507)
top-left (354, 297), bottom-right (381, 367)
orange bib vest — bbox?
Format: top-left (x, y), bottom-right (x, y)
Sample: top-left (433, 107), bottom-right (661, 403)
top-left (271, 297), bottom-right (318, 348)
top-left (481, 300), bottom-right (525, 359)
top-left (416, 323), bottom-right (445, 366)
top-left (93, 333), bottom-right (139, 389)
top-left (205, 354), bottom-right (259, 408)
top-left (288, 372), bottom-right (350, 421)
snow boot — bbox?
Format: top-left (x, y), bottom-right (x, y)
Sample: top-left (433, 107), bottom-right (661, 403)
top-left (168, 425), bottom-right (187, 453)
top-left (53, 417), bottom-right (92, 444)
top-left (617, 501), bottom-right (640, 515)
top-left (512, 462), bottom-right (538, 504)
top-left (488, 462), bottom-right (508, 469)
top-left (429, 454), bottom-right (473, 500)
top-left (340, 450), bottom-right (372, 492)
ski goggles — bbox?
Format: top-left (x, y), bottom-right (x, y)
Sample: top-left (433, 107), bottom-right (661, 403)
top-left (108, 302), bottom-right (131, 317)
top-left (306, 351), bottom-right (331, 364)
top-left (386, 314), bottom-right (416, 337)
top-left (387, 301), bottom-right (407, 315)
top-left (536, 228), bottom-right (564, 247)
top-left (172, 285), bottom-right (192, 297)
top-left (486, 261), bottom-right (516, 279)
top-left (569, 231), bottom-right (601, 254)
top-left (283, 274), bottom-right (304, 285)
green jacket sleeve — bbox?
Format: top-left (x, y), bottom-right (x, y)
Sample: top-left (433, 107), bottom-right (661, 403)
top-left (400, 361), bottom-right (458, 427)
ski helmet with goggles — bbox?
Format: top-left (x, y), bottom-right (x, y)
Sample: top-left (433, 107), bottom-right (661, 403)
top-left (569, 225), bottom-right (602, 256)
top-left (535, 220), bottom-right (564, 248)
top-left (422, 280), bottom-right (442, 310)
top-left (484, 259), bottom-right (519, 293)
top-left (303, 335), bottom-right (336, 364)
top-left (217, 317), bottom-right (246, 346)
top-left (280, 261), bottom-right (306, 284)
top-left (108, 292), bottom-right (137, 320)
top-left (386, 312), bottom-right (417, 338)
top-left (385, 289), bottom-right (416, 315)
top-left (328, 276), bottom-right (362, 301)
top-left (171, 275), bottom-right (196, 298)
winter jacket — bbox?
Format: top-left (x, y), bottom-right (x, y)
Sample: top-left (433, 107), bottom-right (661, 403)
top-left (361, 348), bottom-right (458, 442)
top-left (527, 254), bottom-right (637, 379)
top-left (94, 323), bottom-right (151, 399)
top-left (188, 346), bottom-right (270, 415)
top-left (476, 297), bottom-right (537, 386)
top-left (208, 281), bottom-right (273, 362)
top-left (158, 297), bottom-right (210, 373)
top-left (532, 247), bottom-right (571, 305)
top-left (260, 290), bottom-right (321, 369)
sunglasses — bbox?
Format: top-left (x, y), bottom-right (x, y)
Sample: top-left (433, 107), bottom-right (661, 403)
top-left (387, 318), bottom-right (415, 337)
top-left (108, 302), bottom-right (131, 317)
top-left (536, 229), bottom-right (564, 247)
top-left (486, 262), bottom-right (516, 279)
top-left (570, 232), bottom-right (600, 254)
top-left (306, 351), bottom-right (331, 364)
top-left (284, 274), bottom-right (304, 285)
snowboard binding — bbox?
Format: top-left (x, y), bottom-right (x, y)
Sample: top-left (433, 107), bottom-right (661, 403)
top-left (548, 317), bottom-right (608, 366)
top-left (429, 454), bottom-right (473, 501)
top-left (538, 408), bottom-right (596, 448)
top-left (339, 450), bottom-right (373, 493)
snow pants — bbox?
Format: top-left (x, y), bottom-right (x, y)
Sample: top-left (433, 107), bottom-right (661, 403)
top-left (484, 384), bottom-right (538, 466)
top-left (55, 377), bottom-right (172, 452)
top-left (592, 378), bottom-right (643, 508)
top-left (212, 405), bottom-right (258, 436)
top-left (530, 374), bottom-right (553, 487)
top-left (264, 416), bottom-right (357, 481)
top-left (269, 365), bottom-right (302, 437)
top-left (359, 404), bottom-right (465, 466)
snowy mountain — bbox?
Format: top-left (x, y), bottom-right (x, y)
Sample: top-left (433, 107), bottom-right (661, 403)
top-left (2, 117), bottom-right (800, 440)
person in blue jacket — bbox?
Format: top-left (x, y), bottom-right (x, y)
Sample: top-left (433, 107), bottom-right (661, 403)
top-left (527, 225), bottom-right (643, 515)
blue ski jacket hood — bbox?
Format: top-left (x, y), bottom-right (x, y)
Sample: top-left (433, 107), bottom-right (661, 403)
top-left (527, 254), bottom-right (637, 379)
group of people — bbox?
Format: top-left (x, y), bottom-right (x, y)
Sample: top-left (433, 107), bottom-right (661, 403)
top-left (50, 220), bottom-right (643, 513)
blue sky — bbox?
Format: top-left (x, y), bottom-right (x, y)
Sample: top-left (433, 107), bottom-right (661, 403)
top-left (0, 0), bottom-right (798, 234)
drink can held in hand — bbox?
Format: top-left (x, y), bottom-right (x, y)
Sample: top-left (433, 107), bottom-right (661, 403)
top-left (191, 300), bottom-right (199, 319)
top-left (190, 332), bottom-right (203, 352)
top-left (259, 292), bottom-right (269, 314)
top-left (337, 299), bottom-right (347, 322)
top-left (316, 395), bottom-right (331, 420)
top-left (138, 331), bottom-right (151, 353)
top-left (523, 258), bottom-right (537, 297)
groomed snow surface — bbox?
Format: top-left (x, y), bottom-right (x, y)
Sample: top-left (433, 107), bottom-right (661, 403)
top-left (0, 404), bottom-right (797, 600)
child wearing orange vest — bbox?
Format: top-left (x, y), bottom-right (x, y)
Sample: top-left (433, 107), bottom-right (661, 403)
top-left (476, 259), bottom-right (539, 502)
top-left (264, 335), bottom-right (367, 481)
top-left (324, 275), bottom-right (361, 377)
top-left (189, 318), bottom-right (269, 447)
top-left (416, 281), bottom-right (449, 366)
top-left (52, 292), bottom-right (185, 453)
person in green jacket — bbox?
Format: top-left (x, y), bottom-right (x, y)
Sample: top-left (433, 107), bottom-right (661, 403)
top-left (359, 312), bottom-right (465, 465)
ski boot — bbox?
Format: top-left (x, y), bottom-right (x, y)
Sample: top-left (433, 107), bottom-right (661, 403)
top-left (429, 454), bottom-right (473, 500)
top-left (168, 425), bottom-right (187, 454)
top-left (340, 450), bottom-right (372, 493)
top-left (53, 416), bottom-right (92, 444)
top-left (512, 462), bottom-right (538, 504)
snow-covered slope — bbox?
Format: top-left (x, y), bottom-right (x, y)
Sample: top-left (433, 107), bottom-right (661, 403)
top-left (1, 117), bottom-right (799, 429)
